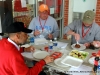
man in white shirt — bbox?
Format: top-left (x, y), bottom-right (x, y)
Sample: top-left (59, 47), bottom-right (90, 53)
top-left (28, 4), bottom-right (59, 40)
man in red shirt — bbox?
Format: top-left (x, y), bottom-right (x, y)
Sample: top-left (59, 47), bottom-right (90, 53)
top-left (0, 22), bottom-right (54, 75)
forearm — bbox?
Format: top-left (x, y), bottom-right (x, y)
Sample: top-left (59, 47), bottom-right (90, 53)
top-left (19, 47), bottom-right (30, 52)
top-left (19, 47), bottom-right (28, 52)
top-left (52, 31), bottom-right (59, 38)
top-left (91, 41), bottom-right (100, 48)
top-left (24, 47), bottom-right (28, 52)
top-left (28, 60), bottom-right (46, 75)
top-left (67, 30), bottom-right (76, 36)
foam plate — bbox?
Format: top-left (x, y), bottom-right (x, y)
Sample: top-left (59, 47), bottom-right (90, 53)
top-left (61, 56), bottom-right (83, 68)
top-left (54, 58), bottom-right (69, 67)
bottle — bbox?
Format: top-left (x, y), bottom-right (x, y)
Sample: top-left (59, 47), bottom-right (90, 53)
top-left (29, 34), bottom-right (34, 45)
top-left (93, 56), bottom-right (99, 74)
top-left (97, 57), bottom-right (100, 75)
top-left (30, 37), bottom-right (34, 45)
top-left (53, 38), bottom-right (58, 50)
top-left (53, 38), bottom-right (57, 46)
top-left (48, 40), bottom-right (53, 54)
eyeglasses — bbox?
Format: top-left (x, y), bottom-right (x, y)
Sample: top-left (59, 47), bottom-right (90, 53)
top-left (40, 11), bottom-right (48, 15)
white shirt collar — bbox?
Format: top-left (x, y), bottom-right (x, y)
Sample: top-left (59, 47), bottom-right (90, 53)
top-left (8, 38), bottom-right (20, 50)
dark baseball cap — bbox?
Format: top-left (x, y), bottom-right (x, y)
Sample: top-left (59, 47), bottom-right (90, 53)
top-left (82, 10), bottom-right (95, 24)
top-left (6, 22), bottom-right (32, 33)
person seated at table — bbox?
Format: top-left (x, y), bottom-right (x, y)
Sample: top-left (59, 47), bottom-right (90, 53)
top-left (0, 22), bottom-right (54, 75)
top-left (63, 10), bottom-right (100, 48)
top-left (28, 4), bottom-right (59, 40)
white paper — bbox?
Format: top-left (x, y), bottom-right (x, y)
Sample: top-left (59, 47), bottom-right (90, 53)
top-left (67, 65), bottom-right (92, 75)
top-left (21, 0), bottom-right (27, 7)
top-left (57, 42), bottom-right (68, 48)
top-left (50, 8), bottom-right (54, 14)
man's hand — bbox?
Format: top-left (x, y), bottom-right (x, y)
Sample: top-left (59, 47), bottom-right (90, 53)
top-left (84, 43), bottom-right (90, 48)
top-left (48, 34), bottom-right (53, 39)
top-left (92, 41), bottom-right (100, 48)
top-left (43, 55), bottom-right (54, 64)
top-left (73, 33), bottom-right (80, 41)
top-left (67, 30), bottom-right (80, 41)
top-left (34, 30), bottom-right (41, 36)
top-left (24, 46), bottom-right (35, 52)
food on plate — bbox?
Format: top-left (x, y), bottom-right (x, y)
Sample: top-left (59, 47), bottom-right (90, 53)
top-left (44, 46), bottom-right (49, 51)
top-left (51, 52), bottom-right (62, 59)
top-left (69, 50), bottom-right (88, 60)
top-left (75, 44), bottom-right (81, 48)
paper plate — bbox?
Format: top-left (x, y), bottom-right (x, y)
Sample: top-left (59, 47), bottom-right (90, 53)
top-left (21, 44), bottom-right (31, 48)
top-left (54, 58), bottom-right (69, 67)
top-left (88, 57), bottom-right (95, 65)
top-left (71, 44), bottom-right (86, 50)
top-left (33, 51), bottom-right (49, 59)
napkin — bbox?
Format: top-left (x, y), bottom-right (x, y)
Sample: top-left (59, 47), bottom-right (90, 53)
top-left (34, 38), bottom-right (48, 45)
top-left (57, 42), bottom-right (68, 49)
top-left (68, 65), bottom-right (92, 75)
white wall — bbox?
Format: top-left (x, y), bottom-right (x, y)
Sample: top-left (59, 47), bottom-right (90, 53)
top-left (68, 0), bottom-right (74, 24)
top-left (73, 0), bottom-right (97, 12)
top-left (68, 0), bottom-right (97, 24)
